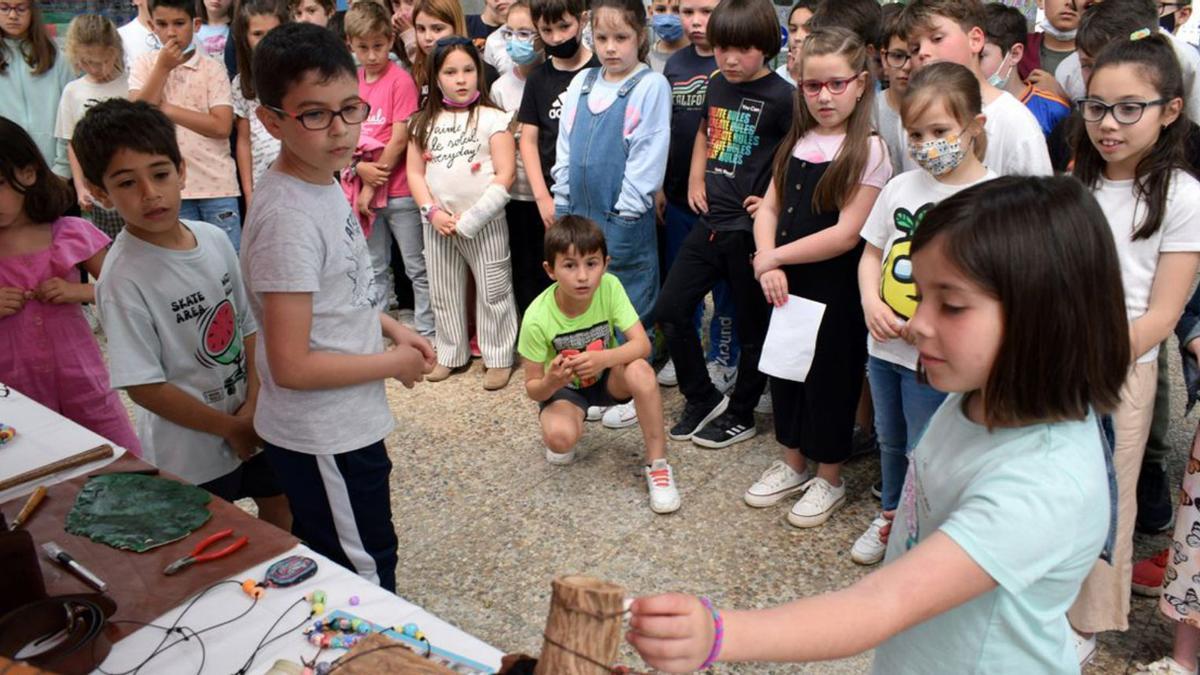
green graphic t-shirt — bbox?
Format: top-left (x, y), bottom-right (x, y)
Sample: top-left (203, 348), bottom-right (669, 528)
top-left (517, 273), bottom-right (639, 389)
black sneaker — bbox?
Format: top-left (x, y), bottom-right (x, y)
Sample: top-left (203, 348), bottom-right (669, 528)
top-left (668, 395), bottom-right (728, 441)
top-left (1136, 462), bottom-right (1175, 534)
top-left (849, 424), bottom-right (878, 461)
top-left (692, 411), bottom-right (757, 449)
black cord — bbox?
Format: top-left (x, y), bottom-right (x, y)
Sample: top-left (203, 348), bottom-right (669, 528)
top-left (233, 598), bottom-right (312, 675)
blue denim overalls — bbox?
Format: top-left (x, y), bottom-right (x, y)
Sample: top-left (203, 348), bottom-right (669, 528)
top-left (566, 67), bottom-right (660, 322)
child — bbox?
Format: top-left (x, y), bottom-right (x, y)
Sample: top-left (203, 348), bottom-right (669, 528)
top-left (981, 3), bottom-right (1069, 139)
top-left (243, 22), bottom-right (434, 592)
top-left (411, 0), bottom-right (467, 94)
top-left (1016, 0), bottom-right (1077, 97)
top-left (897, 0), bottom-right (1052, 176)
top-left (231, 0), bottom-right (289, 204)
top-left (0, 118), bottom-right (141, 454)
top-left (658, 0), bottom-right (739, 394)
top-left (875, 6), bottom-right (911, 182)
top-left (467, 0), bottom-right (509, 42)
top-left (291, 0), bottom-right (333, 27)
top-left (550, 0), bottom-right (670, 428)
top-left (406, 37), bottom-right (519, 389)
top-left (1068, 33), bottom-right (1200, 662)
top-left (518, 0), bottom-right (598, 229)
top-left (743, 27), bottom-right (889, 528)
top-left (851, 61), bottom-right (995, 566)
top-left (130, 0), bottom-right (242, 250)
top-left (197, 0), bottom-right (234, 59)
top-left (74, 98), bottom-right (290, 530)
top-left (655, 0), bottom-right (792, 449)
top-left (0, 0), bottom-right (73, 177)
top-left (389, 0), bottom-right (418, 64)
top-left (776, 0), bottom-right (817, 85)
top-left (490, 0), bottom-right (553, 314)
top-left (628, 175), bottom-right (1128, 675)
top-left (518, 215), bottom-right (680, 514)
top-left (647, 0), bottom-right (686, 73)
top-left (120, 0), bottom-right (158, 71)
top-left (56, 15), bottom-right (130, 240)
top-left (344, 1), bottom-right (431, 337)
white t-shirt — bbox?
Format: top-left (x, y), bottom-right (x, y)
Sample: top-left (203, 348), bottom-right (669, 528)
top-left (96, 220), bottom-right (256, 485)
top-left (119, 17), bottom-right (157, 73)
top-left (1091, 170), bottom-right (1200, 362)
top-left (774, 62), bottom-right (795, 86)
top-left (490, 71), bottom-right (533, 201)
top-left (240, 169), bottom-right (395, 454)
top-left (899, 91), bottom-right (1052, 177)
top-left (1057, 31), bottom-right (1200, 120)
top-left (54, 75), bottom-right (130, 141)
top-left (483, 29), bottom-right (514, 75)
top-left (231, 74), bottom-right (280, 188)
top-left (422, 106), bottom-right (513, 214)
top-left (860, 168), bottom-right (999, 370)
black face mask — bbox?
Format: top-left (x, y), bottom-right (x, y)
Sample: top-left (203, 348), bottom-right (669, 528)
top-left (545, 35), bottom-right (580, 58)
top-left (1161, 10), bottom-right (1177, 33)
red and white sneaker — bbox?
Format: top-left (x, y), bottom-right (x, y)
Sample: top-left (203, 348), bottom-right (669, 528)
top-left (1133, 548), bottom-right (1169, 597)
top-left (645, 459), bottom-right (681, 514)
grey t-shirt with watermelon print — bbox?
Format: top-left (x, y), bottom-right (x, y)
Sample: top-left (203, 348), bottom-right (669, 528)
top-left (97, 219), bottom-right (257, 485)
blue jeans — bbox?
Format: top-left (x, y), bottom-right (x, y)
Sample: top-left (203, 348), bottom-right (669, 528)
top-left (367, 197), bottom-right (434, 337)
top-left (868, 355), bottom-right (947, 511)
top-left (180, 197), bottom-right (242, 252)
top-left (663, 201), bottom-right (740, 366)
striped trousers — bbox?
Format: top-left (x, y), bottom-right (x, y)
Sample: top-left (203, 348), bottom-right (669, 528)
top-left (424, 215), bottom-right (518, 368)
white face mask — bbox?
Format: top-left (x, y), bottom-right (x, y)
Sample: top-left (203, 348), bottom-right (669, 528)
top-left (1038, 18), bottom-right (1077, 42)
top-left (987, 49), bottom-right (1016, 88)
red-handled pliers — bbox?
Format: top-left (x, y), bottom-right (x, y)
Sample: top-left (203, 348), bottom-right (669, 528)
top-left (163, 529), bottom-right (249, 575)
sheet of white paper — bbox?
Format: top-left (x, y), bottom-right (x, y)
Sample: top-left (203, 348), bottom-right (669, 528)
top-left (758, 295), bottom-right (827, 383)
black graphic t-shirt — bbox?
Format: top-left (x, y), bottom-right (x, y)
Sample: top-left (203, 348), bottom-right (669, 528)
top-left (662, 45), bottom-right (717, 207)
top-left (701, 71), bottom-right (794, 232)
top-left (516, 54), bottom-right (601, 192)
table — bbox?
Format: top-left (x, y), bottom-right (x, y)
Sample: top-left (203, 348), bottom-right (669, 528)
top-left (0, 385), bottom-right (504, 674)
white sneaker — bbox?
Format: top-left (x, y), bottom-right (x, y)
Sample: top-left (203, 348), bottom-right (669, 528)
top-left (754, 390), bottom-right (772, 415)
top-left (707, 361), bottom-right (738, 394)
top-left (586, 406), bottom-right (608, 422)
top-left (744, 460), bottom-right (810, 508)
top-left (850, 515), bottom-right (890, 565)
top-left (1072, 629), bottom-right (1096, 668)
top-left (1135, 657), bottom-right (1198, 675)
top-left (657, 359), bottom-right (678, 386)
top-left (645, 459), bottom-right (681, 514)
top-left (545, 445), bottom-right (575, 465)
top-left (602, 401), bottom-right (638, 429)
top-left (787, 477), bottom-right (846, 528)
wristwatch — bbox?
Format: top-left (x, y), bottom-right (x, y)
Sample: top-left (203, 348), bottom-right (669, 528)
top-left (419, 203), bottom-right (441, 220)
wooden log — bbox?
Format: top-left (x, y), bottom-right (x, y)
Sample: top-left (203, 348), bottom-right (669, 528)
top-left (0, 445), bottom-right (114, 493)
top-left (535, 575), bottom-right (625, 675)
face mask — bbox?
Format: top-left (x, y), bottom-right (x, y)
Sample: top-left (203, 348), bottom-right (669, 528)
top-left (987, 50), bottom-right (1015, 89)
top-left (443, 90), bottom-right (481, 108)
top-left (506, 36), bottom-right (539, 65)
top-left (544, 35), bottom-right (580, 58)
top-left (908, 134), bottom-right (968, 177)
top-left (1038, 18), bottom-right (1077, 42)
top-left (1161, 10), bottom-right (1177, 33)
top-left (651, 13), bottom-right (683, 42)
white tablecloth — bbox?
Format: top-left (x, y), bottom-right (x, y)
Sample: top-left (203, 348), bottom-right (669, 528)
top-left (97, 544), bottom-right (505, 674)
top-left (0, 383), bottom-right (125, 504)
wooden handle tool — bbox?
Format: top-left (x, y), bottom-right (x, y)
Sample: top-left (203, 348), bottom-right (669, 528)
top-left (0, 444), bottom-right (115, 492)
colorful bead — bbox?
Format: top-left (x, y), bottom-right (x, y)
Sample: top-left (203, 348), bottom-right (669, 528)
top-left (402, 623), bottom-right (419, 638)
top-left (313, 590), bottom-right (326, 605)
top-left (349, 595), bottom-right (359, 606)
top-left (312, 603), bottom-right (324, 615)
top-left (301, 668), bottom-right (314, 675)
top-left (315, 663), bottom-right (331, 675)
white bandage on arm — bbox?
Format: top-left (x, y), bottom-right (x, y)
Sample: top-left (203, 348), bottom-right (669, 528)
top-left (455, 182), bottom-right (511, 238)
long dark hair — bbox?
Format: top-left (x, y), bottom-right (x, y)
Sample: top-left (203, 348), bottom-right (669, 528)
top-left (0, 0), bottom-right (58, 75)
top-left (911, 176), bottom-right (1129, 427)
top-left (1072, 34), bottom-right (1189, 241)
top-left (409, 39), bottom-right (499, 152)
top-left (0, 117), bottom-right (73, 223)
top-left (233, 0), bottom-right (290, 100)
top-left (771, 27), bottom-right (879, 212)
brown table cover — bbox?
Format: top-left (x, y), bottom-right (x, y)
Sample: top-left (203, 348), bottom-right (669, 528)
top-left (0, 454), bottom-right (298, 643)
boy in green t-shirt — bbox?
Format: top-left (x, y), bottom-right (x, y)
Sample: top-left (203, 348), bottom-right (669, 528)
top-left (517, 216), bottom-right (681, 514)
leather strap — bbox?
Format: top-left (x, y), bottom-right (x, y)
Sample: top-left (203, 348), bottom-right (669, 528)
top-left (0, 594), bottom-right (117, 675)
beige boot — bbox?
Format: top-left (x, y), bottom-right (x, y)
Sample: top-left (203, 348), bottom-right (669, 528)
top-left (428, 363), bottom-right (467, 382)
top-left (482, 367), bottom-right (512, 390)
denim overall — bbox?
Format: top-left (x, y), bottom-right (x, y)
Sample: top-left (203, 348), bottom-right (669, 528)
top-left (566, 67), bottom-right (660, 322)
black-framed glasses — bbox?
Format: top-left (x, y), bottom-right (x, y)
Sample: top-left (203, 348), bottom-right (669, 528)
top-left (1076, 98), bottom-right (1168, 125)
top-left (882, 49), bottom-right (911, 69)
top-left (264, 101), bottom-right (371, 130)
top-left (800, 76), bottom-right (857, 97)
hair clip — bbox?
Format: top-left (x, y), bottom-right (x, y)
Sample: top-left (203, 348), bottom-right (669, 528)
top-left (1130, 28), bottom-right (1152, 41)
top-left (434, 35), bottom-right (472, 51)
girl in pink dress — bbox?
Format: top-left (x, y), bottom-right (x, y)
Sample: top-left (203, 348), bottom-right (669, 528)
top-left (0, 118), bottom-right (140, 454)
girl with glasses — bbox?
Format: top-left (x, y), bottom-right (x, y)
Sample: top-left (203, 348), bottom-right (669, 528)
top-left (1069, 33), bottom-right (1200, 659)
top-left (0, 0), bottom-right (73, 178)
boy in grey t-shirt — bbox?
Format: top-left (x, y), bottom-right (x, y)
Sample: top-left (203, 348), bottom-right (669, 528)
top-left (240, 24), bottom-right (435, 592)
top-left (73, 99), bottom-right (290, 530)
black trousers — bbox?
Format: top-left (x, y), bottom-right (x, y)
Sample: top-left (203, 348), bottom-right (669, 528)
top-left (653, 226), bottom-right (769, 418)
top-left (507, 199), bottom-right (551, 315)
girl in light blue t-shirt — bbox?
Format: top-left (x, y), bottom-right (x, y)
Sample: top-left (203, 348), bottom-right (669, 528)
top-left (624, 176), bottom-right (1124, 675)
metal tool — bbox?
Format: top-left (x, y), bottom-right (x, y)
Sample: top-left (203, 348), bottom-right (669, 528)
top-left (41, 542), bottom-right (108, 592)
top-left (164, 529), bottom-right (248, 575)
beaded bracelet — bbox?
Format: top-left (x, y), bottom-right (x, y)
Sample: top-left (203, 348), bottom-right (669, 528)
top-left (698, 597), bottom-right (724, 670)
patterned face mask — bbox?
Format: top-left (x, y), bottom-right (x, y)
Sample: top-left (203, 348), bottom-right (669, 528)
top-left (908, 133), bottom-right (968, 177)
